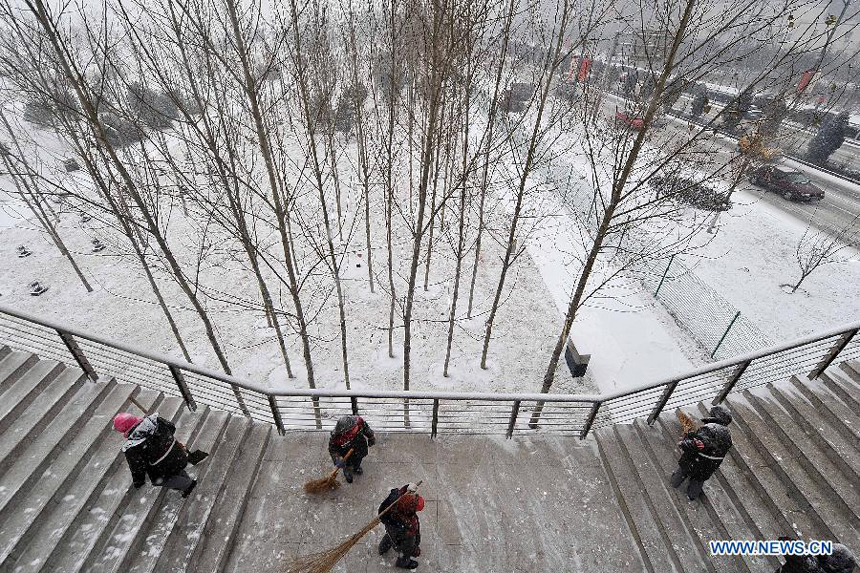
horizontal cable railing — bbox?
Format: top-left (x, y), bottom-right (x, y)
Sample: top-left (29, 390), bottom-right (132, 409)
top-left (0, 304), bottom-right (857, 439)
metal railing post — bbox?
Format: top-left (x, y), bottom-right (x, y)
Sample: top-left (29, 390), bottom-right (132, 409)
top-left (268, 395), bottom-right (285, 435)
top-left (580, 401), bottom-right (602, 439)
top-left (647, 380), bottom-right (679, 424)
top-left (168, 365), bottom-right (197, 411)
top-left (57, 330), bottom-right (98, 381)
top-left (808, 328), bottom-right (859, 379)
top-left (711, 311), bottom-right (741, 359)
top-left (431, 399), bottom-right (439, 439)
top-left (654, 254), bottom-right (675, 296)
top-left (350, 397), bottom-right (359, 415)
top-left (712, 360), bottom-right (752, 405)
top-left (506, 400), bottom-right (521, 438)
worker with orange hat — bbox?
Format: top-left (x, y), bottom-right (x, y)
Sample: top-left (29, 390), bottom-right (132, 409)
top-left (377, 483), bottom-right (424, 569)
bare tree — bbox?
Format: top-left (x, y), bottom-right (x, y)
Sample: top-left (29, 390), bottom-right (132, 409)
top-left (786, 215), bottom-right (859, 294)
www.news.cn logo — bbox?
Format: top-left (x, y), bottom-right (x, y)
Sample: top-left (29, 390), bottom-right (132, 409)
top-left (710, 540), bottom-right (833, 556)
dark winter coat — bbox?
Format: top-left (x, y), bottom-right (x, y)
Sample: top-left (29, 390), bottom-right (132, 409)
top-left (777, 554), bottom-right (823, 573)
top-left (379, 487), bottom-right (421, 555)
top-left (818, 544), bottom-right (857, 573)
top-left (328, 415), bottom-right (375, 465)
top-left (122, 414), bottom-right (187, 488)
top-left (678, 422), bottom-right (732, 481)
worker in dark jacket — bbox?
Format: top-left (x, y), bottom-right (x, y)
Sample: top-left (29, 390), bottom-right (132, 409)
top-left (670, 404), bottom-right (733, 501)
top-left (112, 412), bottom-right (208, 498)
top-left (775, 537), bottom-right (823, 573)
top-left (818, 544), bottom-right (856, 573)
top-left (378, 483), bottom-right (424, 569)
top-left (775, 540), bottom-right (856, 573)
top-left (328, 415), bottom-right (375, 483)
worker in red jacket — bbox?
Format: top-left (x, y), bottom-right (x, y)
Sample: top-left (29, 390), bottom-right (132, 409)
top-left (378, 483), bottom-right (424, 569)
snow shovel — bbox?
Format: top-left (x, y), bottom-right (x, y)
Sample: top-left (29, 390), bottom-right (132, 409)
top-left (304, 448), bottom-right (354, 494)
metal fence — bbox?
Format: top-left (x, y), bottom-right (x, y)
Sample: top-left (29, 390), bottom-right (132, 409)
top-left (0, 304), bottom-right (857, 439)
top-left (632, 254), bottom-right (771, 359)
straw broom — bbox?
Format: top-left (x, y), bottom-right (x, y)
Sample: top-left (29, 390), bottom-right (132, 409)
top-left (304, 449), bottom-right (355, 494)
top-left (285, 481), bottom-right (423, 573)
top-left (677, 410), bottom-right (698, 435)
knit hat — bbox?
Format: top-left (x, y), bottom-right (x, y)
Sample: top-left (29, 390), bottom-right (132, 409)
top-left (113, 413), bottom-right (142, 437)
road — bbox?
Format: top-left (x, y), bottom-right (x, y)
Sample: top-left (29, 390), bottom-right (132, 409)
top-left (674, 92), bottom-right (860, 171)
top-left (603, 92), bottom-right (860, 243)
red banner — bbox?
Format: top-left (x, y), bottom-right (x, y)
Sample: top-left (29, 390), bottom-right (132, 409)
top-left (577, 57), bottom-right (592, 82)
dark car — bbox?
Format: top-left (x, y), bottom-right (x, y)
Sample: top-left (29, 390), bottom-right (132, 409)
top-left (749, 166), bottom-right (824, 201)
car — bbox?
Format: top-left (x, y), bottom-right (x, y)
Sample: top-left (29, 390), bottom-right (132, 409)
top-left (615, 110), bottom-right (644, 129)
top-left (749, 166), bottom-right (824, 201)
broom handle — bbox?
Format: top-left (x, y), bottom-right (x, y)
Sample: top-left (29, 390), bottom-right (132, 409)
top-left (329, 448), bottom-right (355, 479)
top-left (129, 395), bottom-right (148, 414)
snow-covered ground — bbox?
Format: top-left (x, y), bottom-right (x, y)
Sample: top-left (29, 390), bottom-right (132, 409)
top-left (688, 186), bottom-right (860, 340)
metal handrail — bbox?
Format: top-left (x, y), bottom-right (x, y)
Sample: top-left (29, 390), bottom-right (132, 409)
top-left (0, 303), bottom-right (857, 439)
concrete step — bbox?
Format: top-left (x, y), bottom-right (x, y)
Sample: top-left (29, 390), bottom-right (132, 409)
top-left (0, 361), bottom-right (71, 474)
top-left (155, 418), bottom-right (267, 573)
top-left (185, 423), bottom-right (271, 573)
top-left (2, 388), bottom-right (163, 573)
top-left (636, 417), bottom-right (761, 573)
top-left (837, 361), bottom-right (860, 389)
top-left (820, 370), bottom-right (860, 412)
top-left (723, 396), bottom-right (849, 543)
top-left (0, 381), bottom-right (138, 566)
top-left (654, 413), bottom-right (781, 572)
top-left (51, 398), bottom-right (190, 573)
top-left (744, 385), bottom-right (860, 512)
top-left (789, 376), bottom-right (860, 452)
top-left (0, 354), bottom-right (56, 437)
top-left (768, 384), bottom-right (860, 487)
top-left (122, 410), bottom-right (236, 573)
top-left (0, 378), bottom-right (113, 524)
top-left (0, 350), bottom-right (39, 393)
top-left (692, 402), bottom-right (816, 540)
top-left (81, 404), bottom-right (212, 573)
top-left (741, 389), bottom-right (860, 550)
top-left (595, 427), bottom-right (679, 572)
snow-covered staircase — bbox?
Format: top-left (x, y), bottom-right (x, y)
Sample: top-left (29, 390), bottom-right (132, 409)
top-left (594, 362), bottom-right (860, 573)
top-left (0, 344), bottom-right (858, 572)
top-left (0, 346), bottom-right (272, 573)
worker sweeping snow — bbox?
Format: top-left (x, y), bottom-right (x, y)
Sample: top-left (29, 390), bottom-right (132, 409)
top-left (378, 483), bottom-right (424, 569)
top-left (112, 412), bottom-right (208, 498)
top-left (328, 415), bottom-right (376, 483)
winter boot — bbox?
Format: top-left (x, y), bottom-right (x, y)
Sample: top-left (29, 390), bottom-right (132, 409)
top-left (395, 555), bottom-right (419, 569)
top-left (687, 479), bottom-right (704, 501)
top-left (182, 480), bottom-right (197, 498)
top-left (187, 450), bottom-right (209, 465)
top-left (378, 534), bottom-right (392, 555)
top-left (343, 466), bottom-right (354, 484)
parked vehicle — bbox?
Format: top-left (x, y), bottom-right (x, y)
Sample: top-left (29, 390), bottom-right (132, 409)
top-left (615, 110), bottom-right (643, 129)
top-left (749, 166), bottom-right (824, 201)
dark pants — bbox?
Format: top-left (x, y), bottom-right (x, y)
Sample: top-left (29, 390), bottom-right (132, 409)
top-left (152, 470), bottom-right (194, 492)
top-left (342, 452), bottom-right (365, 482)
top-left (671, 466), bottom-right (704, 500)
top-left (379, 531), bottom-right (419, 558)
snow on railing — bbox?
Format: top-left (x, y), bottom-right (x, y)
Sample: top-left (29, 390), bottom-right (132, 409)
top-left (0, 304), bottom-right (857, 439)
